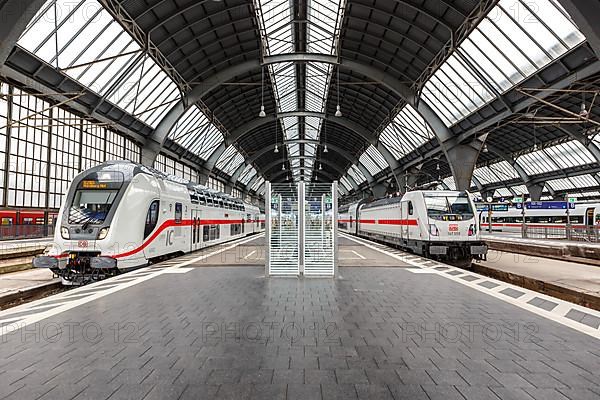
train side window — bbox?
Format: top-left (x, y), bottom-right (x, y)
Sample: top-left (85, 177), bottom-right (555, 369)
top-left (408, 201), bottom-right (414, 216)
top-left (175, 203), bottom-right (183, 224)
top-left (144, 200), bottom-right (160, 239)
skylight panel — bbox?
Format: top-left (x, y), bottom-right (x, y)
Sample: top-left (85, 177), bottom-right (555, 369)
top-left (307, 0), bottom-right (345, 55)
top-left (549, 175), bottom-right (597, 191)
top-left (378, 105), bottom-right (436, 160)
top-left (421, 0), bottom-right (585, 127)
top-left (340, 176), bottom-right (352, 190)
top-left (18, 0), bottom-right (181, 129)
top-left (167, 106), bottom-right (225, 161)
top-left (494, 187), bottom-right (512, 197)
top-left (443, 177), bottom-right (456, 190)
top-left (239, 165), bottom-right (257, 185)
top-left (517, 149), bottom-right (559, 175)
top-left (359, 146), bottom-right (388, 175)
top-left (543, 141), bottom-right (595, 169)
top-left (518, 141), bottom-right (594, 174)
top-left (251, 176), bottom-right (265, 192)
top-left (215, 146), bottom-right (245, 176)
top-left (510, 185), bottom-right (528, 195)
top-left (257, 0), bottom-right (294, 55)
top-left (347, 165), bottom-right (366, 184)
top-left (473, 161), bottom-right (519, 184)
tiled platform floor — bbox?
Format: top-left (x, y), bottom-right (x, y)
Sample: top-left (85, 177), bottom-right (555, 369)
top-left (0, 238), bottom-right (599, 400)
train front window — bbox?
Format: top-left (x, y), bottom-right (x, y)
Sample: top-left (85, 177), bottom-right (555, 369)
top-left (69, 190), bottom-right (118, 224)
top-left (425, 194), bottom-right (474, 221)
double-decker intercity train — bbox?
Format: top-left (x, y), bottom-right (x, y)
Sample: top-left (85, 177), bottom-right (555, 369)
top-left (339, 190), bottom-right (488, 267)
top-left (34, 161), bottom-right (264, 284)
top-left (478, 202), bottom-right (600, 233)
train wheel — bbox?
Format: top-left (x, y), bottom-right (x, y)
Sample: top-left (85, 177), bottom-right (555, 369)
top-left (451, 257), bottom-right (473, 269)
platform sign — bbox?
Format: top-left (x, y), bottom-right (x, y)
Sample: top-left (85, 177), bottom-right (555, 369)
top-left (476, 204), bottom-right (509, 212)
top-left (568, 197), bottom-right (577, 203)
top-left (516, 201), bottom-right (575, 210)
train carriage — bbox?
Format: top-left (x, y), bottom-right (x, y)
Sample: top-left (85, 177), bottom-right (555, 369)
top-left (479, 203), bottom-right (600, 234)
top-left (34, 161), bottom-right (264, 284)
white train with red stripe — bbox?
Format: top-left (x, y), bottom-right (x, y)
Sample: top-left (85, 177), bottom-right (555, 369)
top-left (33, 161), bottom-right (264, 284)
top-left (479, 203), bottom-right (600, 233)
top-left (340, 190), bottom-right (487, 267)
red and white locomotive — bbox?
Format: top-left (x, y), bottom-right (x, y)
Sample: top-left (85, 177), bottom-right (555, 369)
top-left (34, 161), bottom-right (264, 284)
top-left (340, 190), bottom-right (487, 266)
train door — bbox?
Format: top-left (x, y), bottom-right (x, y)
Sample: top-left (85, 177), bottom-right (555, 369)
top-left (191, 209), bottom-right (202, 252)
top-left (586, 208), bottom-right (595, 226)
top-left (400, 201), bottom-right (409, 241)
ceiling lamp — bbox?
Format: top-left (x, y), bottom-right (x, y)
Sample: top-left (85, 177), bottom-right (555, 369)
top-left (482, 143), bottom-right (489, 153)
top-left (274, 118), bottom-right (279, 153)
top-left (319, 163), bottom-right (323, 170)
top-left (335, 68), bottom-right (342, 117)
top-left (259, 67), bottom-right (266, 118)
top-left (282, 163), bottom-right (285, 171)
top-left (580, 92), bottom-right (589, 118)
top-left (323, 144), bottom-right (328, 153)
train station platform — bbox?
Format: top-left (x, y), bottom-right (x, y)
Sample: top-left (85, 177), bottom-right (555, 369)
top-left (0, 233), bottom-right (599, 400)
top-left (483, 234), bottom-right (600, 266)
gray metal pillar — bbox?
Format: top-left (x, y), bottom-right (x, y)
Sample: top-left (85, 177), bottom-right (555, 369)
top-left (0, 0), bottom-right (47, 67)
top-left (527, 183), bottom-right (545, 202)
top-left (445, 144), bottom-right (480, 191)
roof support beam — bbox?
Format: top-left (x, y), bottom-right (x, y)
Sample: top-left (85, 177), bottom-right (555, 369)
top-left (216, 112), bottom-right (395, 182)
top-left (147, 53), bottom-right (456, 186)
top-left (229, 141), bottom-right (374, 186)
top-left (557, 0), bottom-right (600, 59)
top-left (0, 0), bottom-right (46, 67)
top-left (260, 157), bottom-right (359, 190)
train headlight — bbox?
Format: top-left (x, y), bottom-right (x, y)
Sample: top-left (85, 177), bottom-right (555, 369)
top-left (97, 227), bottom-right (110, 240)
top-left (429, 224), bottom-right (439, 236)
top-left (60, 227), bottom-right (70, 239)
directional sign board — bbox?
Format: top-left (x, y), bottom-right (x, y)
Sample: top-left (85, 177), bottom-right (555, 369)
top-left (516, 201), bottom-right (575, 210)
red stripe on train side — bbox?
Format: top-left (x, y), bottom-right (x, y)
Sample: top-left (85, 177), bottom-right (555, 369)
top-left (358, 219), bottom-right (418, 226)
top-left (377, 219), bottom-right (418, 226)
top-left (53, 218), bottom-right (253, 260)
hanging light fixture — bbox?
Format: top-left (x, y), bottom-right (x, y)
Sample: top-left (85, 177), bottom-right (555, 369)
top-left (580, 92), bottom-right (589, 118)
top-left (319, 162), bottom-right (323, 170)
top-left (282, 162), bottom-right (285, 171)
top-left (274, 118), bottom-right (279, 153)
top-left (322, 118), bottom-right (328, 152)
top-left (482, 143), bottom-right (489, 153)
top-left (436, 162), bottom-right (440, 171)
top-left (259, 67), bottom-right (266, 118)
top-left (335, 67), bottom-right (342, 117)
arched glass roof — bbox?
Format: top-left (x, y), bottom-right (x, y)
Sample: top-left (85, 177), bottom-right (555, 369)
top-left (1, 0), bottom-right (598, 200)
top-left (422, 0), bottom-right (585, 127)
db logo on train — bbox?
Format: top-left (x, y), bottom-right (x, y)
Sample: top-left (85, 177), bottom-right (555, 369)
top-left (448, 224), bottom-right (460, 236)
top-left (78, 240), bottom-right (89, 248)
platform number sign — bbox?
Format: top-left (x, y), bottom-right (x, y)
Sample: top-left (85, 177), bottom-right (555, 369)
top-left (325, 194), bottom-right (333, 212)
